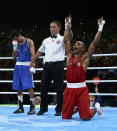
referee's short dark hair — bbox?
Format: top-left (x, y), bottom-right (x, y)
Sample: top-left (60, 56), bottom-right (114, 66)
top-left (10, 30), bottom-right (21, 40)
top-left (50, 21), bottom-right (61, 28)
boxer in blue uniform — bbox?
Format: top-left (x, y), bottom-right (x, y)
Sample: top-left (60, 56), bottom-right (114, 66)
top-left (11, 30), bottom-right (35, 114)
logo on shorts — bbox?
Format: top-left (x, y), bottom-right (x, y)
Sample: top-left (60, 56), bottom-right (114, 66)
top-left (77, 62), bottom-right (81, 67)
top-left (69, 63), bottom-right (72, 65)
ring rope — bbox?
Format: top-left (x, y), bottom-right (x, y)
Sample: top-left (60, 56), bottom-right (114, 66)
top-left (0, 53), bottom-right (117, 60)
top-left (0, 80), bottom-right (117, 83)
top-left (0, 54), bottom-right (117, 96)
top-left (0, 66), bottom-right (117, 71)
top-left (0, 92), bottom-right (117, 96)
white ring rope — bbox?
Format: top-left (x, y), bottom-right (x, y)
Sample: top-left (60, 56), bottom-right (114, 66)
top-left (0, 80), bottom-right (117, 83)
top-left (0, 66), bottom-right (117, 71)
top-left (0, 56), bottom-right (44, 60)
top-left (0, 53), bottom-right (117, 60)
top-left (92, 53), bottom-right (117, 57)
top-left (0, 53), bottom-right (117, 96)
top-left (0, 92), bottom-right (117, 96)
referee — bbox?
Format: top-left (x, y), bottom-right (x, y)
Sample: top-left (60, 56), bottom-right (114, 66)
top-left (30, 16), bottom-right (73, 116)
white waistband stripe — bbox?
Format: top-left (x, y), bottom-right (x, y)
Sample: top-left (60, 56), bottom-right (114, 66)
top-left (16, 62), bottom-right (30, 66)
top-left (67, 82), bottom-right (86, 88)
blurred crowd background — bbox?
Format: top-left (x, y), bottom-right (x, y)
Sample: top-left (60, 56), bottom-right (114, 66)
top-left (0, 18), bottom-right (117, 106)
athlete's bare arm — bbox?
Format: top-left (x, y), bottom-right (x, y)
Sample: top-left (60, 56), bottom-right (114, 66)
top-left (64, 15), bottom-right (73, 64)
top-left (12, 50), bottom-right (17, 59)
top-left (28, 39), bottom-right (35, 61)
top-left (30, 49), bottom-right (42, 67)
top-left (64, 29), bottom-right (72, 65)
top-left (82, 17), bottom-right (105, 71)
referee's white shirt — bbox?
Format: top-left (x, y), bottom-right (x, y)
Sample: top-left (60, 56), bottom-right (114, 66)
top-left (38, 34), bottom-right (65, 62)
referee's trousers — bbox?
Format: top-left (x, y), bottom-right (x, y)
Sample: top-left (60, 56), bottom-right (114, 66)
top-left (40, 61), bottom-right (64, 113)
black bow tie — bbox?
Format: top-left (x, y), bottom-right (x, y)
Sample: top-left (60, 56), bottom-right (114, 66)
top-left (51, 35), bottom-right (57, 39)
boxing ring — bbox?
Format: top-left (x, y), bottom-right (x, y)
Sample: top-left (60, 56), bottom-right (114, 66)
top-left (0, 53), bottom-right (117, 131)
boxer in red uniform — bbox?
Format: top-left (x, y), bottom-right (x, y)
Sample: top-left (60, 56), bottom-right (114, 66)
top-left (62, 17), bottom-right (105, 120)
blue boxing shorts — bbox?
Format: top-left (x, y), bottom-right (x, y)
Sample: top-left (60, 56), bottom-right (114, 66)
top-left (12, 64), bottom-right (34, 90)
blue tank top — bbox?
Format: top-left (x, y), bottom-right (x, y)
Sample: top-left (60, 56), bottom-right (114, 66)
top-left (17, 38), bottom-right (31, 62)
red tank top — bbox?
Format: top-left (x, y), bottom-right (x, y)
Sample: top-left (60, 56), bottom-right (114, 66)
top-left (66, 56), bottom-right (85, 83)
